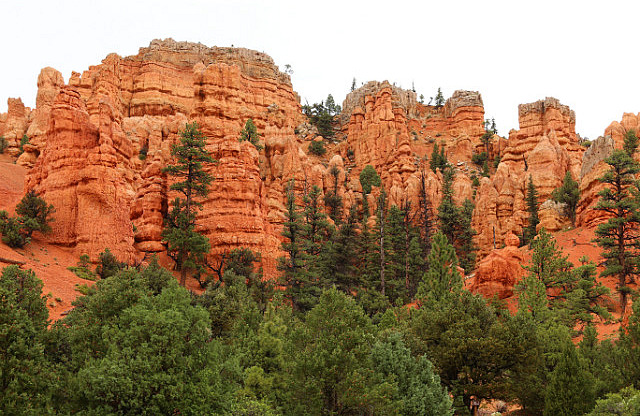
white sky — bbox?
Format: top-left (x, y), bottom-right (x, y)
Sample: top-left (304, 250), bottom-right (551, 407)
top-left (1, 0), bottom-right (638, 140)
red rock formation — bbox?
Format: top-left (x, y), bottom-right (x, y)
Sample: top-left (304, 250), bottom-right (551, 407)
top-left (18, 68), bottom-right (65, 167)
top-left (0, 98), bottom-right (31, 156)
top-left (24, 39), bottom-right (304, 276)
top-left (25, 88), bottom-right (137, 262)
top-left (340, 82), bottom-right (483, 212)
top-left (468, 233), bottom-right (527, 300)
top-left (473, 98), bottom-right (584, 256)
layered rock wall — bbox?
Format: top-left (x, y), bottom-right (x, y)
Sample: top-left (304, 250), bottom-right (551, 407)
top-left (23, 39), bottom-right (304, 274)
top-left (472, 97), bottom-right (584, 256)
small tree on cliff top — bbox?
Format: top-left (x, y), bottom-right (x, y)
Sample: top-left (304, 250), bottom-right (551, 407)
top-left (162, 122), bottom-right (216, 286)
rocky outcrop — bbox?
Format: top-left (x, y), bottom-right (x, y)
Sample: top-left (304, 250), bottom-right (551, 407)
top-left (339, 83), bottom-right (483, 211)
top-left (25, 88), bottom-right (137, 262)
top-left (468, 233), bottom-right (527, 300)
top-left (472, 97), bottom-right (584, 256)
top-left (0, 98), bottom-right (31, 156)
top-left (23, 39), bottom-right (303, 275)
top-left (18, 68), bottom-right (65, 167)
top-left (577, 134), bottom-right (615, 228)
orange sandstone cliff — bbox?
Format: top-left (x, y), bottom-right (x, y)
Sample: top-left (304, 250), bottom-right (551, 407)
top-left (0, 39), bottom-right (634, 315)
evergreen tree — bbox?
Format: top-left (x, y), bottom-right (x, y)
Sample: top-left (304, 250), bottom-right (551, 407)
top-left (386, 204), bottom-right (422, 304)
top-left (430, 143), bottom-right (440, 173)
top-left (524, 175), bottom-right (540, 245)
top-left (437, 168), bottom-right (477, 273)
top-left (457, 198), bottom-right (477, 273)
top-left (277, 181), bottom-right (313, 312)
top-left (594, 130), bottom-right (640, 314)
top-left (301, 185), bottom-right (332, 258)
top-left (0, 190), bottom-right (55, 248)
top-left (370, 332), bottom-right (453, 416)
top-left (162, 122), bottom-right (215, 286)
top-left (434, 87), bottom-right (445, 108)
top-left (73, 284), bottom-right (229, 414)
top-left (544, 343), bottom-right (596, 416)
top-left (438, 168), bottom-right (458, 244)
top-left (323, 165), bottom-right (343, 223)
top-left (518, 229), bottom-right (611, 331)
top-left (0, 266), bottom-right (53, 413)
top-left (95, 248), bottom-right (125, 279)
top-left (359, 164), bottom-right (381, 195)
top-left (377, 188), bottom-right (388, 297)
top-left (239, 118), bottom-right (263, 150)
top-left (418, 169), bottom-right (434, 256)
top-left (319, 205), bottom-right (360, 294)
top-left (410, 287), bottom-right (535, 413)
top-left (551, 170), bottom-right (580, 226)
top-left (417, 231), bottom-right (462, 301)
top-left (287, 289), bottom-right (396, 415)
top-left (300, 185), bottom-right (333, 287)
top-left (15, 190), bottom-right (55, 238)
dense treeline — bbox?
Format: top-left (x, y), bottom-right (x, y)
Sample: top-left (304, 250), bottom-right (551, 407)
top-left (2, 229), bottom-right (639, 415)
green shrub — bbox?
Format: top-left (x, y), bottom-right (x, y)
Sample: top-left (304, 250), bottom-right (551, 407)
top-left (138, 145), bottom-right (148, 160)
top-left (18, 134), bottom-right (29, 155)
top-left (347, 148), bottom-right (355, 161)
top-left (96, 248), bottom-right (125, 279)
top-left (75, 283), bottom-right (93, 295)
top-left (0, 191), bottom-right (55, 248)
top-left (0, 136), bottom-right (6, 154)
top-left (309, 140), bottom-right (326, 156)
top-left (471, 151), bottom-right (488, 166)
top-left (68, 254), bottom-right (98, 281)
top-left (239, 119), bottom-right (263, 151)
top-left (0, 213), bottom-right (29, 248)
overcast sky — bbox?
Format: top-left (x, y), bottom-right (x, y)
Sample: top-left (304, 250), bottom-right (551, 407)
top-left (1, 0), bottom-right (638, 140)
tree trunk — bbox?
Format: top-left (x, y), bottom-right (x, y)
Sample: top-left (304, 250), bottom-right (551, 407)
top-left (180, 267), bottom-right (187, 287)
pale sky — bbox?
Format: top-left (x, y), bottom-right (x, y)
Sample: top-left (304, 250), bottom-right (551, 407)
top-left (1, 0), bottom-right (638, 140)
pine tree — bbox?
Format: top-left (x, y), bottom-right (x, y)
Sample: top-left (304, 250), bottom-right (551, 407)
top-left (430, 143), bottom-right (440, 173)
top-left (417, 231), bottom-right (462, 301)
top-left (524, 175), bottom-right (540, 245)
top-left (359, 164), bottom-right (381, 195)
top-left (162, 122), bottom-right (215, 286)
top-left (551, 170), bottom-right (580, 226)
top-left (370, 332), bottom-right (453, 416)
top-left (239, 118), bottom-right (263, 150)
top-left (418, 169), bottom-right (434, 256)
top-left (519, 229), bottom-right (612, 332)
top-left (544, 343), bottom-right (596, 416)
top-left (437, 168), bottom-right (477, 272)
top-left (434, 87), bottom-right (445, 108)
top-left (324, 165), bottom-right (343, 223)
top-left (457, 198), bottom-right (477, 273)
top-left (277, 181), bottom-right (314, 312)
top-left (319, 205), bottom-right (360, 294)
top-left (377, 188), bottom-right (388, 297)
top-left (438, 168), bottom-right (458, 244)
top-left (594, 130), bottom-right (640, 315)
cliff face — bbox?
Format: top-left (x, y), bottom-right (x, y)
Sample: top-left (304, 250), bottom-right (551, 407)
top-left (2, 39), bottom-right (630, 296)
top-left (472, 97), bottom-right (584, 256)
top-left (20, 39), bottom-right (304, 273)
